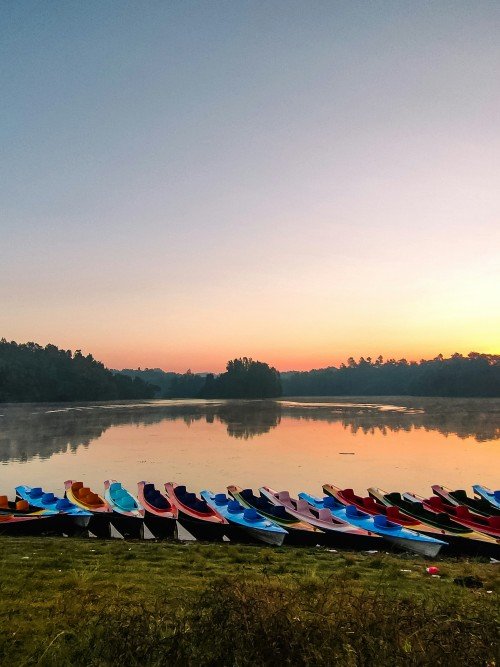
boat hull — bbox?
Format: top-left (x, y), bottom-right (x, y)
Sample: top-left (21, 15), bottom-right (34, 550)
top-left (110, 511), bottom-right (143, 539)
top-left (144, 510), bottom-right (177, 540)
top-left (177, 509), bottom-right (226, 542)
top-left (87, 513), bottom-right (112, 538)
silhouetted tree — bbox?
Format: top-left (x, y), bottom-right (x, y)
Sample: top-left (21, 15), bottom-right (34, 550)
top-left (0, 339), bottom-right (157, 402)
top-left (200, 357), bottom-right (282, 399)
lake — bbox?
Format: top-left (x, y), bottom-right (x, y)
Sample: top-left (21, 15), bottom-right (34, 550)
top-left (0, 397), bottom-right (498, 500)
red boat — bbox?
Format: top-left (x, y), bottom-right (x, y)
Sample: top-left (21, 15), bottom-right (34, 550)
top-left (165, 483), bottom-right (228, 541)
top-left (418, 495), bottom-right (500, 539)
top-left (137, 482), bottom-right (177, 540)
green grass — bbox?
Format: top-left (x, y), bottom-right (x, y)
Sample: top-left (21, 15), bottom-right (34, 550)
top-left (0, 537), bottom-right (498, 665)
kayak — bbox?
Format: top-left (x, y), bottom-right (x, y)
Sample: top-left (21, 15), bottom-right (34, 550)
top-left (299, 491), bottom-right (446, 557)
top-left (137, 482), bottom-right (177, 540)
top-left (432, 485), bottom-right (500, 517)
top-left (259, 487), bottom-right (381, 551)
top-left (473, 485), bottom-right (500, 511)
top-left (165, 483), bottom-right (228, 541)
top-left (104, 480), bottom-right (144, 539)
top-left (201, 491), bottom-right (287, 546)
top-left (64, 480), bottom-right (112, 538)
top-left (16, 485), bottom-right (92, 535)
top-left (368, 487), bottom-right (500, 558)
top-left (228, 485), bottom-right (323, 547)
top-left (404, 492), bottom-right (500, 540)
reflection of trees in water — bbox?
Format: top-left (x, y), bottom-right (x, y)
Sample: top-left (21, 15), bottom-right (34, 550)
top-left (0, 397), bottom-right (497, 464)
top-left (280, 398), bottom-right (500, 443)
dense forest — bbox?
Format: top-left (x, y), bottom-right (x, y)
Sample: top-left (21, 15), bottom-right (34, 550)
top-left (0, 340), bottom-right (157, 402)
top-left (200, 358), bottom-right (282, 399)
top-left (281, 353), bottom-right (500, 398)
top-left (121, 352), bottom-right (500, 399)
top-left (2, 339), bottom-right (499, 402)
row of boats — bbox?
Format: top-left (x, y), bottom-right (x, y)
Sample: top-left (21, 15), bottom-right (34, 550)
top-left (1, 480), bottom-right (499, 558)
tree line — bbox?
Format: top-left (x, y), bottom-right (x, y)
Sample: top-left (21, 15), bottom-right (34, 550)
top-left (0, 339), bottom-right (157, 402)
top-left (123, 352), bottom-right (500, 399)
top-left (2, 338), bottom-right (498, 402)
top-left (281, 353), bottom-right (500, 397)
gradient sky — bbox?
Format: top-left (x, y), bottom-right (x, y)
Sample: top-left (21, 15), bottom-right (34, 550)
top-left (1, 1), bottom-right (499, 372)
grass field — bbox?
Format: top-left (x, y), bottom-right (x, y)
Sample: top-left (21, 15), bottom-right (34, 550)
top-left (0, 537), bottom-right (498, 665)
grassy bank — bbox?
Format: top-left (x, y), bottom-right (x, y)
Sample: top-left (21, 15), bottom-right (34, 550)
top-left (0, 537), bottom-right (498, 666)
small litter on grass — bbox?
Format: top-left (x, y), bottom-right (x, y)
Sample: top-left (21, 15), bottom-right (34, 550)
top-left (21, 556), bottom-right (29, 560)
top-left (327, 549), bottom-right (338, 553)
top-left (364, 550), bottom-right (378, 554)
top-left (400, 569), bottom-right (412, 573)
top-left (431, 575), bottom-right (441, 578)
top-left (486, 590), bottom-right (493, 594)
top-left (490, 557), bottom-right (499, 564)
top-left (426, 566), bottom-right (439, 575)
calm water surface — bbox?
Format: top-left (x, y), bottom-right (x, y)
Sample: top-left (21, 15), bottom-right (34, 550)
top-left (0, 397), bottom-right (498, 499)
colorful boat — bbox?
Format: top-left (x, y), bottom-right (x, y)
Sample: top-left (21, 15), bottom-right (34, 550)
top-left (227, 486), bottom-right (323, 546)
top-left (404, 492), bottom-right (500, 540)
top-left (165, 483), bottom-right (228, 541)
top-left (137, 482), bottom-right (177, 539)
top-left (300, 490), bottom-right (446, 557)
top-left (432, 485), bottom-right (500, 517)
top-left (259, 487), bottom-right (381, 550)
top-left (103, 480), bottom-right (144, 538)
top-left (324, 485), bottom-right (449, 539)
top-left (201, 491), bottom-right (287, 546)
top-left (368, 487), bottom-right (500, 558)
top-left (473, 485), bottom-right (500, 511)
top-left (15, 485), bottom-right (92, 535)
top-left (64, 481), bottom-right (112, 538)
top-left (0, 495), bottom-right (60, 535)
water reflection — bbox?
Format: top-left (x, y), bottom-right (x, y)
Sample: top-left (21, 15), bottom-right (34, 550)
top-left (0, 397), bottom-right (498, 465)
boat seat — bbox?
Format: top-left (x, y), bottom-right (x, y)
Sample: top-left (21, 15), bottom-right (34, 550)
top-left (72, 482), bottom-right (84, 492)
top-left (494, 491), bottom-right (500, 501)
top-left (16, 500), bottom-right (29, 511)
top-left (243, 508), bottom-right (261, 522)
top-left (454, 506), bottom-right (471, 519)
top-left (175, 485), bottom-right (187, 496)
top-left (346, 505), bottom-right (366, 519)
top-left (362, 497), bottom-right (377, 509)
top-left (386, 507), bottom-right (404, 522)
top-left (452, 489), bottom-right (467, 501)
top-left (41, 493), bottom-right (55, 505)
top-left (228, 500), bottom-right (243, 514)
top-left (323, 496), bottom-right (338, 510)
top-left (318, 508), bottom-right (332, 521)
top-left (278, 491), bottom-right (291, 502)
top-left (488, 517), bottom-right (500, 528)
top-left (296, 499), bottom-right (309, 513)
top-left (342, 489), bottom-right (356, 501)
top-left (148, 492), bottom-right (170, 510)
top-left (427, 497), bottom-right (444, 510)
top-left (78, 487), bottom-right (91, 499)
top-left (56, 498), bottom-right (73, 511)
top-left (30, 487), bottom-right (44, 499)
top-left (214, 493), bottom-right (228, 506)
top-left (0, 495), bottom-right (8, 508)
top-left (373, 514), bottom-right (399, 530)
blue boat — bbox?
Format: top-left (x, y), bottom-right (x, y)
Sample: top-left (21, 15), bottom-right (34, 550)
top-left (201, 491), bottom-right (287, 546)
top-left (104, 480), bottom-right (144, 539)
top-left (299, 492), bottom-right (447, 557)
top-left (16, 485), bottom-right (92, 534)
top-left (473, 485), bottom-right (500, 511)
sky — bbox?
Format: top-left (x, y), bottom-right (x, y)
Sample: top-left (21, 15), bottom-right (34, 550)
top-left (1, 1), bottom-right (499, 372)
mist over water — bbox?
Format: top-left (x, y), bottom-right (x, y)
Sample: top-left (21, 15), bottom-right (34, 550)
top-left (0, 398), bottom-right (498, 499)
